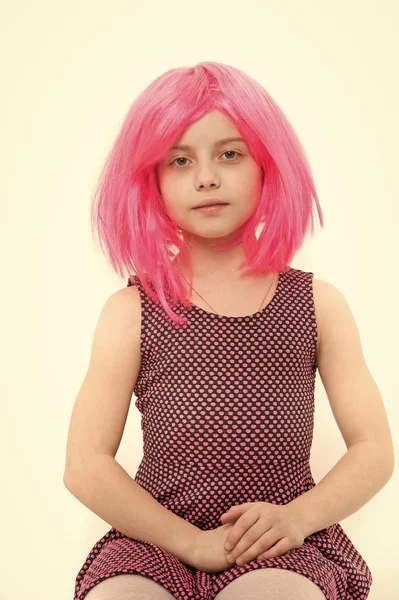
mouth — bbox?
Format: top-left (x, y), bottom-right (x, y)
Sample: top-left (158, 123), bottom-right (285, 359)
top-left (194, 203), bottom-right (228, 209)
top-left (193, 203), bottom-right (229, 214)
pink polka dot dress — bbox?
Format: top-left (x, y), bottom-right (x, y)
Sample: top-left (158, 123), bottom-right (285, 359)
top-left (73, 266), bottom-right (373, 600)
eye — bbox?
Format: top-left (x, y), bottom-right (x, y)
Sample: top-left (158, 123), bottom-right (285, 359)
top-left (169, 150), bottom-right (242, 167)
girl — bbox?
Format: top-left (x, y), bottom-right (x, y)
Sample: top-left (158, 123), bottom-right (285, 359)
top-left (65, 61), bottom-right (393, 600)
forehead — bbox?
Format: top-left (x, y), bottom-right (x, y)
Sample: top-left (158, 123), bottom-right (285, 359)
top-left (170, 110), bottom-right (245, 151)
top-left (171, 136), bottom-right (246, 151)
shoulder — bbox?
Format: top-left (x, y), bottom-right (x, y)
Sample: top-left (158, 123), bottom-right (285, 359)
top-left (312, 276), bottom-right (349, 321)
top-left (97, 283), bottom-right (142, 334)
top-left (312, 276), bottom-right (342, 304)
top-left (311, 276), bottom-right (359, 355)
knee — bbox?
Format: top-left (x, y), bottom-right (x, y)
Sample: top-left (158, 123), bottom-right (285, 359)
top-left (83, 574), bottom-right (176, 600)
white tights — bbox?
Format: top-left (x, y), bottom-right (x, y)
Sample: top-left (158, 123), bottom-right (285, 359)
top-left (83, 568), bottom-right (327, 599)
top-left (214, 569), bottom-right (327, 600)
top-left (84, 574), bottom-right (175, 599)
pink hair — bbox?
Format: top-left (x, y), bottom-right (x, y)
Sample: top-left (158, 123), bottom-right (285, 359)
top-left (90, 61), bottom-right (324, 326)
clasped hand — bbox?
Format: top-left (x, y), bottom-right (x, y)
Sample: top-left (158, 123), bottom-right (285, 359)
top-left (191, 501), bottom-right (306, 573)
top-left (220, 501), bottom-right (306, 565)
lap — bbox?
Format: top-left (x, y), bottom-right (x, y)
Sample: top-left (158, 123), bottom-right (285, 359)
top-left (214, 568), bottom-right (327, 600)
top-left (84, 573), bottom-right (175, 600)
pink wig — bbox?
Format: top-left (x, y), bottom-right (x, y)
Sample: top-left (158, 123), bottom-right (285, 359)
top-left (90, 61), bottom-right (324, 326)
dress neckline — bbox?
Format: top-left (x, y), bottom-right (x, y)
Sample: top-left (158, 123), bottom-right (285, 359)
top-left (186, 267), bottom-right (290, 320)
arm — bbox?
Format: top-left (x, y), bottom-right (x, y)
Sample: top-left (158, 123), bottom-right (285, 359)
top-left (289, 280), bottom-right (394, 538)
top-left (288, 439), bottom-right (393, 538)
top-left (63, 287), bottom-right (199, 565)
top-left (64, 456), bottom-right (200, 564)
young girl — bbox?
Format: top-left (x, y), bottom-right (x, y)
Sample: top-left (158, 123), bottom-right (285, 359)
top-left (64, 61), bottom-right (393, 600)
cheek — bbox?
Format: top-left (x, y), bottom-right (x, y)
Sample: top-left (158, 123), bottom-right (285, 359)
top-left (245, 174), bottom-right (263, 212)
top-left (162, 200), bottom-right (183, 224)
top-left (159, 172), bottom-right (187, 208)
top-left (235, 187), bottom-right (260, 217)
top-left (161, 194), bottom-right (189, 228)
top-left (234, 164), bottom-right (262, 202)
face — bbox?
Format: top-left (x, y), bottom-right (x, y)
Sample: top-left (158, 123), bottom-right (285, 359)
top-left (156, 110), bottom-right (263, 250)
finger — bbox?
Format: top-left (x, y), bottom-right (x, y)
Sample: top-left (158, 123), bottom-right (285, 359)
top-left (224, 513), bottom-right (258, 552)
top-left (235, 530), bottom-right (282, 565)
top-left (226, 520), bottom-right (268, 559)
top-left (255, 539), bottom-right (292, 562)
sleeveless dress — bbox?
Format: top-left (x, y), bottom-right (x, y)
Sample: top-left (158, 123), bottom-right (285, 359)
top-left (73, 266), bottom-right (373, 600)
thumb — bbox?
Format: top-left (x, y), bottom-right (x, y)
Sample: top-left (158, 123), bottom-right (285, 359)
top-left (221, 503), bottom-right (254, 522)
top-left (220, 512), bottom-right (231, 522)
top-left (220, 506), bottom-right (240, 521)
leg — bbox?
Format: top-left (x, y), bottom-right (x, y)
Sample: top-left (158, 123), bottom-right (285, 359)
top-left (214, 568), bottom-right (327, 600)
top-left (84, 573), bottom-right (176, 599)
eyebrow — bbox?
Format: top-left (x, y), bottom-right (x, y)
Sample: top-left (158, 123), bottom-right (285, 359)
top-left (171, 137), bottom-right (246, 151)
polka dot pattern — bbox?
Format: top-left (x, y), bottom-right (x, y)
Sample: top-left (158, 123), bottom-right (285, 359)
top-left (73, 267), bottom-right (372, 600)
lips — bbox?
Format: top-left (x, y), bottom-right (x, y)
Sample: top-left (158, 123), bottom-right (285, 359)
top-left (194, 202), bottom-right (228, 209)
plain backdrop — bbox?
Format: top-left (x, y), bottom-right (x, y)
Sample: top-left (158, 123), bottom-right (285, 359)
top-left (1, 1), bottom-right (398, 599)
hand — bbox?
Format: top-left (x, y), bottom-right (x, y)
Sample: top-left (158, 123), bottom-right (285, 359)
top-left (188, 523), bottom-right (238, 573)
top-left (220, 501), bottom-right (305, 565)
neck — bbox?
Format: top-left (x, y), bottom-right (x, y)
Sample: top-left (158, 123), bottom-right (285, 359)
top-left (174, 253), bottom-right (258, 283)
